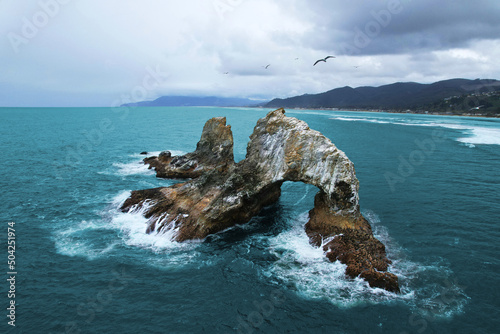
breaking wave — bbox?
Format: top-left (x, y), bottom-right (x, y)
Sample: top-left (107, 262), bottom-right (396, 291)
top-left (265, 211), bottom-right (469, 317)
top-left (53, 191), bottom-right (202, 268)
top-left (328, 113), bottom-right (500, 146)
top-left (100, 150), bottom-right (187, 176)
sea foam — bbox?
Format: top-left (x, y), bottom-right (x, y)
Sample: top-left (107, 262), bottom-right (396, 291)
top-left (53, 191), bottom-right (201, 267)
top-left (329, 113), bottom-right (500, 146)
top-left (102, 150), bottom-right (187, 177)
top-left (266, 210), bottom-right (468, 316)
top-left (266, 212), bottom-right (410, 308)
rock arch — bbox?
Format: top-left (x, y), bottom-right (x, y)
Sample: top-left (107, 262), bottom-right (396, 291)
top-left (121, 109), bottom-right (399, 292)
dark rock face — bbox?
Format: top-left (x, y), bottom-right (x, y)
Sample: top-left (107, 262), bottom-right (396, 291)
top-left (306, 191), bottom-right (400, 292)
top-left (121, 108), bottom-right (399, 292)
top-left (143, 117), bottom-right (234, 178)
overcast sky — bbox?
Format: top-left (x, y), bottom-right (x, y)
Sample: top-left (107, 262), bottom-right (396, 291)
top-left (1, 0), bottom-right (500, 107)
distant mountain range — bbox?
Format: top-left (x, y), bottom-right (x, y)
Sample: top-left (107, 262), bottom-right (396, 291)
top-left (265, 78), bottom-right (500, 115)
top-left (122, 96), bottom-right (265, 107)
top-left (121, 79), bottom-right (500, 116)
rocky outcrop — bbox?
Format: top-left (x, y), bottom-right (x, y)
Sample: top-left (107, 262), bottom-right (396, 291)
top-left (143, 117), bottom-right (234, 178)
top-left (121, 108), bottom-right (399, 292)
top-left (306, 192), bottom-right (399, 292)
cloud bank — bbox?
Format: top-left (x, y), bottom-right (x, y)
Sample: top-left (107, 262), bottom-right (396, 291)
top-left (1, 0), bottom-right (499, 106)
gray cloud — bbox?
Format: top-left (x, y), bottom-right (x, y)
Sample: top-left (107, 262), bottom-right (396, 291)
top-left (1, 0), bottom-right (500, 106)
top-left (301, 0), bottom-right (500, 55)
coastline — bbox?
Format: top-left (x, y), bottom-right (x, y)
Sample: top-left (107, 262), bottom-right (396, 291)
top-left (250, 106), bottom-right (500, 119)
top-left (2, 106), bottom-right (498, 119)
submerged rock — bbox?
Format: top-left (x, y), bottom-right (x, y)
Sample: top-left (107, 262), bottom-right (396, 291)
top-left (121, 108), bottom-right (399, 292)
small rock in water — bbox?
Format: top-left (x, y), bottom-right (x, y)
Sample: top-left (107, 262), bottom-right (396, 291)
top-left (159, 151), bottom-right (172, 159)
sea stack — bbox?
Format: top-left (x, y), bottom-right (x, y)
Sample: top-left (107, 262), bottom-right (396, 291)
top-left (121, 108), bottom-right (399, 292)
top-left (143, 116), bottom-right (234, 178)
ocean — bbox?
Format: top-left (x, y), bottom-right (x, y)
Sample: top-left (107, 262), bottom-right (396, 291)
top-left (1, 106), bottom-right (499, 333)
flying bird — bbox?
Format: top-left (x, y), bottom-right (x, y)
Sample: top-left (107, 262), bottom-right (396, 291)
top-left (263, 64), bottom-right (270, 69)
top-left (313, 56), bottom-right (336, 66)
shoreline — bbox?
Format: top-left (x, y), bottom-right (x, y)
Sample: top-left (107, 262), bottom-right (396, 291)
top-left (251, 106), bottom-right (500, 119)
top-left (1, 106), bottom-right (499, 119)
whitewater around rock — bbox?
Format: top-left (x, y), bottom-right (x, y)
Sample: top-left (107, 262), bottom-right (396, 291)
top-left (121, 108), bottom-right (399, 292)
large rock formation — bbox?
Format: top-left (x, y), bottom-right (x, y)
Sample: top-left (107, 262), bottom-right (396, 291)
top-left (122, 109), bottom-right (399, 292)
top-left (143, 117), bottom-right (234, 178)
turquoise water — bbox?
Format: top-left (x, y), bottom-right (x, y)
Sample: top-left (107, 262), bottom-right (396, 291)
top-left (1, 107), bottom-right (499, 333)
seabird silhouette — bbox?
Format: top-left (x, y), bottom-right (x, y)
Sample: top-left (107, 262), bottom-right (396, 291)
top-left (263, 64), bottom-right (271, 69)
top-left (313, 56), bottom-right (335, 66)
